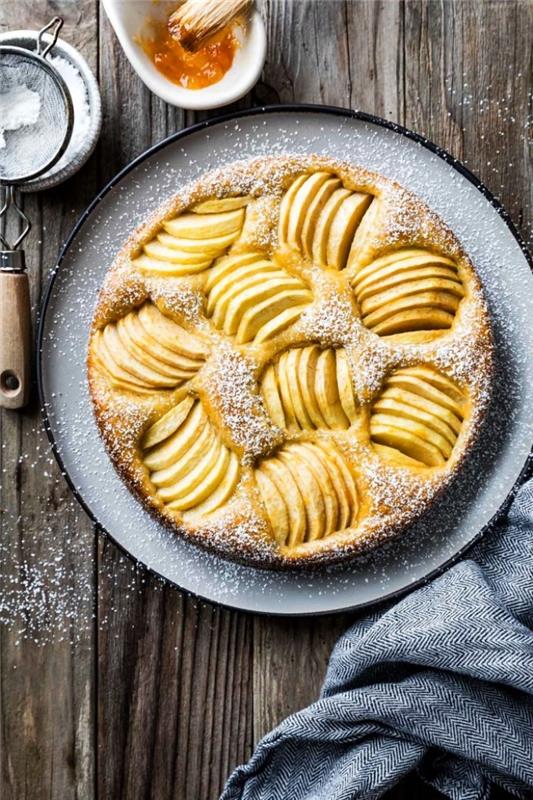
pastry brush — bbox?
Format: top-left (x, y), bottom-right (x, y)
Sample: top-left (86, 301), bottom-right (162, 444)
top-left (168, 0), bottom-right (252, 51)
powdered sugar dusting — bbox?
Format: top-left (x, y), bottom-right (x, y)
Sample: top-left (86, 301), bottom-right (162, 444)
top-left (147, 277), bottom-right (205, 323)
top-left (201, 342), bottom-right (283, 463)
top-left (299, 269), bottom-right (356, 345)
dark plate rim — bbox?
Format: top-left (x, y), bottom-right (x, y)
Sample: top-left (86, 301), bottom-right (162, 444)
top-left (37, 103), bottom-right (533, 617)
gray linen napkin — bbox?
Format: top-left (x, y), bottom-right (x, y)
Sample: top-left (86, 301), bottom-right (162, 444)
top-left (221, 478), bottom-right (533, 800)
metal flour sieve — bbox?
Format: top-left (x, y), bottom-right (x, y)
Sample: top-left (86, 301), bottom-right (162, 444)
top-left (0, 17), bottom-right (73, 409)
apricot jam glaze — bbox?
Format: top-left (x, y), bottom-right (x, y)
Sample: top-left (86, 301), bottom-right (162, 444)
top-left (138, 18), bottom-right (239, 89)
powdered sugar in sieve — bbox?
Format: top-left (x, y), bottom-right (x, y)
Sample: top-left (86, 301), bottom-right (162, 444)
top-left (0, 46), bottom-right (72, 183)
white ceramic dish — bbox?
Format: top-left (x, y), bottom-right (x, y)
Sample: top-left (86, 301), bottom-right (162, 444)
top-left (102, 0), bottom-right (266, 109)
top-left (38, 107), bottom-right (533, 616)
top-left (0, 30), bottom-right (102, 192)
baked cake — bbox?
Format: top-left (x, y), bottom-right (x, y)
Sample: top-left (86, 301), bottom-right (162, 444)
top-left (87, 155), bottom-right (493, 568)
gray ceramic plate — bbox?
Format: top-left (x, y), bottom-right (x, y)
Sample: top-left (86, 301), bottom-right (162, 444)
top-left (38, 106), bottom-right (533, 615)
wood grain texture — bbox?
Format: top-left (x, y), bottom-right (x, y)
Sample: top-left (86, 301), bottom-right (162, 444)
top-left (0, 4), bottom-right (98, 799)
top-left (0, 1), bottom-right (531, 799)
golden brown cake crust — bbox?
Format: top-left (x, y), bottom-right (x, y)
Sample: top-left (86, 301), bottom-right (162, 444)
top-left (87, 155), bottom-right (494, 569)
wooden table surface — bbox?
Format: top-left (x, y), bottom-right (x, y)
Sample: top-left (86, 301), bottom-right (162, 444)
top-left (0, 2), bottom-right (530, 798)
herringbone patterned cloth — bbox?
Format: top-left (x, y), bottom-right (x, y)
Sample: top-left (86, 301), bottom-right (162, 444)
top-left (221, 479), bottom-right (533, 800)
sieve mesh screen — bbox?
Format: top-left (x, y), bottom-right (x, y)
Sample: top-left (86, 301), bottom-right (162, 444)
top-left (0, 50), bottom-right (71, 183)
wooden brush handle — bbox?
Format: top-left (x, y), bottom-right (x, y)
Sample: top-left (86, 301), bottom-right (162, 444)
top-left (0, 271), bottom-right (31, 409)
top-left (169, 0), bottom-right (252, 50)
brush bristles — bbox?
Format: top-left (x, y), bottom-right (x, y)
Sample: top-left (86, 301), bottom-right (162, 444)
top-left (168, 0), bottom-right (252, 51)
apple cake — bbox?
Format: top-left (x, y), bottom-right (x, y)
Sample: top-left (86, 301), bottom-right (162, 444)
top-left (87, 155), bottom-right (493, 568)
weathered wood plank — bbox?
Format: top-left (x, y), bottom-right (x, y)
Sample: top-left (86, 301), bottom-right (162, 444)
top-left (403, 0), bottom-right (532, 246)
top-left (96, 540), bottom-right (254, 800)
top-left (0, 3), bottom-right (98, 799)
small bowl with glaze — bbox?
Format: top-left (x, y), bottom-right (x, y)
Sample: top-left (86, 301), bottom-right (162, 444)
top-left (102, 0), bottom-right (266, 110)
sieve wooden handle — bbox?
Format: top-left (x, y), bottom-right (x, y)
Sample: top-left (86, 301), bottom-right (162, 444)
top-left (0, 271), bottom-right (31, 409)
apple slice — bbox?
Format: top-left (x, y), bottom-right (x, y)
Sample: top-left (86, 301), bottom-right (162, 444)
top-left (209, 263), bottom-right (279, 323)
top-left (236, 289), bottom-right (312, 343)
top-left (321, 442), bottom-right (359, 526)
top-left (370, 420), bottom-right (446, 467)
top-left (254, 305), bottom-right (308, 344)
top-left (346, 198), bottom-right (379, 269)
top-left (311, 188), bottom-right (351, 266)
top-left (381, 384), bottom-right (462, 434)
top-left (363, 291), bottom-right (460, 328)
top-left (167, 445), bottom-right (230, 510)
top-left (275, 351), bottom-right (299, 430)
top-left (372, 443), bottom-right (426, 468)
top-left (370, 309), bottom-right (455, 336)
top-left (374, 394), bottom-right (458, 445)
top-left (311, 444), bottom-right (350, 530)
top-left (354, 250), bottom-right (458, 290)
top-left (94, 361), bottom-right (151, 393)
top-left (186, 452), bottom-right (240, 517)
top-left (143, 403), bottom-right (206, 470)
top-left (279, 449), bottom-right (326, 542)
top-left (164, 208), bottom-right (245, 239)
top-left (263, 459), bottom-right (307, 547)
top-left (286, 172), bottom-right (332, 251)
top-left (261, 365), bottom-right (286, 428)
top-left (360, 278), bottom-right (465, 318)
top-left (335, 349), bottom-right (358, 423)
top-left (151, 423), bottom-right (215, 487)
top-left (119, 335), bottom-right (192, 383)
top-left (356, 265), bottom-right (462, 303)
top-left (285, 349), bottom-right (313, 429)
top-left (327, 192), bottom-right (372, 270)
top-left (138, 304), bottom-right (207, 359)
top-left (386, 372), bottom-right (464, 418)
top-left (124, 313), bottom-right (198, 372)
top-left (134, 338), bottom-right (199, 375)
top-left (383, 382), bottom-right (462, 432)
top-left (295, 346), bottom-right (324, 429)
top-left (134, 254), bottom-right (212, 275)
top-left (380, 411), bottom-right (453, 459)
top-left (205, 252), bottom-right (265, 292)
top-left (301, 177), bottom-right (342, 258)
top-left (117, 317), bottom-right (194, 381)
top-left (157, 230), bottom-right (237, 254)
top-left (353, 256), bottom-right (461, 291)
top-left (255, 468), bottom-right (290, 545)
top-left (308, 442), bottom-right (355, 529)
top-left (103, 325), bottom-right (177, 388)
top-left (218, 275), bottom-right (298, 334)
top-left (362, 293), bottom-right (460, 333)
top-left (400, 367), bottom-right (465, 410)
top-left (295, 443), bottom-right (338, 535)
top-left (159, 436), bottom-right (222, 502)
top-left (144, 241), bottom-right (217, 265)
top-left (360, 248), bottom-right (457, 271)
top-left (387, 369), bottom-right (460, 415)
top-left (94, 331), bottom-right (150, 391)
top-left (315, 349), bottom-right (350, 429)
top-left (220, 276), bottom-right (301, 335)
top-left (278, 174), bottom-right (308, 242)
top-left (207, 260), bottom-right (278, 317)
top-left (191, 196), bottom-right (251, 213)
top-left (370, 412), bottom-right (450, 462)
top-left (142, 396), bottom-right (196, 449)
